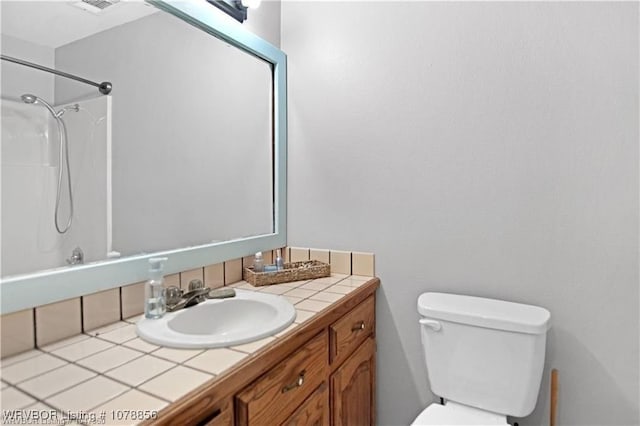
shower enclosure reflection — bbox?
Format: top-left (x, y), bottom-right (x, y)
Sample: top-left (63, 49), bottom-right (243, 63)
top-left (0, 0), bottom-right (274, 280)
top-left (1, 94), bottom-right (111, 276)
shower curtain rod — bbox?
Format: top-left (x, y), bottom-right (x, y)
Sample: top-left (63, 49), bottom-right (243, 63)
top-left (1, 54), bottom-right (112, 95)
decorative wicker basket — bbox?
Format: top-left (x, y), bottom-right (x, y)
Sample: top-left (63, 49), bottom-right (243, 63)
top-left (243, 260), bottom-right (330, 287)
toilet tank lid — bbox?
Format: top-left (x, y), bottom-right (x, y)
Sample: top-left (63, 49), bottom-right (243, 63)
top-left (417, 293), bottom-right (551, 335)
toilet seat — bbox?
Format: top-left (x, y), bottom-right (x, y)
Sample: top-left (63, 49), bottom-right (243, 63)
top-left (411, 401), bottom-right (508, 426)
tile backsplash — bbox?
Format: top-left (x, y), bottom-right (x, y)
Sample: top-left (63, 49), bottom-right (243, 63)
top-left (0, 247), bottom-right (375, 358)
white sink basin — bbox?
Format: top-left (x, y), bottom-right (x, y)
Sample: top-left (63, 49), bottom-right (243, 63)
top-left (136, 289), bottom-right (296, 348)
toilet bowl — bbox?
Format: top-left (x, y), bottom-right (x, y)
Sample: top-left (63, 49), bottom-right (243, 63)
top-left (412, 292), bottom-right (550, 425)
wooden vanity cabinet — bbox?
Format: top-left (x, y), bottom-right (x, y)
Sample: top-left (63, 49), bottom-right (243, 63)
top-left (148, 278), bottom-right (379, 426)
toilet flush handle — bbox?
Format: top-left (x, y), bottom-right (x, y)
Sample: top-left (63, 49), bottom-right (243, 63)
top-left (419, 318), bottom-right (442, 331)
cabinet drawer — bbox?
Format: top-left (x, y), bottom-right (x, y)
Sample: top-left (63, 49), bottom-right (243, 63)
top-left (236, 331), bottom-right (328, 425)
top-left (330, 295), bottom-right (375, 364)
top-left (281, 382), bottom-right (329, 426)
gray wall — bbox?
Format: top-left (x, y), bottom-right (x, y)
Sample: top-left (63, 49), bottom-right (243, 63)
top-left (282, 2), bottom-right (639, 425)
top-left (0, 34), bottom-right (54, 101)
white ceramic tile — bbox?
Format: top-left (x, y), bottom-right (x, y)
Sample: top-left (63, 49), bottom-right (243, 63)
top-left (337, 277), bottom-right (370, 288)
top-left (324, 285), bottom-right (356, 295)
top-left (152, 347), bottom-right (203, 364)
top-left (0, 349), bottom-right (43, 367)
top-left (231, 282), bottom-right (256, 290)
top-left (77, 346), bottom-right (142, 373)
top-left (121, 282), bottom-right (145, 320)
top-left (278, 279), bottom-right (310, 288)
top-left (85, 321), bottom-right (128, 337)
top-left (204, 263), bottom-right (224, 289)
top-left (1, 353), bottom-right (67, 384)
top-left (51, 337), bottom-right (114, 362)
top-left (91, 390), bottom-right (168, 425)
top-left (310, 275), bottom-right (346, 285)
top-left (231, 336), bottom-right (275, 354)
top-left (309, 292), bottom-right (344, 303)
top-left (275, 323), bottom-right (298, 337)
top-left (124, 314), bottom-right (144, 324)
top-left (185, 349), bottom-right (247, 375)
top-left (295, 299), bottom-right (331, 313)
top-left (284, 288), bottom-right (317, 299)
top-left (350, 275), bottom-right (373, 281)
top-left (299, 281), bottom-right (334, 291)
top-left (258, 285), bottom-right (289, 295)
top-left (82, 288), bottom-right (121, 332)
top-left (294, 310), bottom-right (315, 324)
top-left (329, 250), bottom-right (351, 275)
top-left (351, 252), bottom-right (375, 276)
top-left (46, 376), bottom-right (128, 413)
top-left (283, 295), bottom-right (303, 305)
top-left (21, 402), bottom-right (65, 424)
top-left (1, 387), bottom-right (36, 409)
top-left (289, 247), bottom-right (310, 262)
top-left (41, 334), bottom-right (90, 352)
top-left (95, 324), bottom-right (137, 344)
top-left (105, 355), bottom-right (174, 387)
top-left (139, 366), bottom-right (213, 402)
top-left (122, 338), bottom-right (160, 353)
top-left (224, 258), bottom-right (243, 285)
top-left (309, 249), bottom-right (330, 264)
top-left (0, 309), bottom-right (35, 358)
top-left (19, 364), bottom-right (96, 399)
top-left (35, 299), bottom-right (82, 347)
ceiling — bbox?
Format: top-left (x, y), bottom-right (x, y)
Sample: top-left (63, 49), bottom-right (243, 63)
top-left (1, 1), bottom-right (160, 48)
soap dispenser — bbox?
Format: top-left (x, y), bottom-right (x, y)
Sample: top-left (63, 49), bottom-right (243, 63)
top-left (145, 257), bottom-right (168, 319)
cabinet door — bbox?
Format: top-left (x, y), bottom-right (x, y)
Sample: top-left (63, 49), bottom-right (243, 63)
top-left (330, 337), bottom-right (376, 426)
top-left (281, 382), bottom-right (329, 426)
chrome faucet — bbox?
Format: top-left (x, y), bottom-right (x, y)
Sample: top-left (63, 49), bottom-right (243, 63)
top-left (66, 247), bottom-right (84, 265)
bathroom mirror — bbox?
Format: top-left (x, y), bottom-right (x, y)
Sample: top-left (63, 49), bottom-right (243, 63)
top-left (0, 0), bottom-right (287, 313)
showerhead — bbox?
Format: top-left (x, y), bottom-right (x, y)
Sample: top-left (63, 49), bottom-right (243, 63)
top-left (21, 94), bottom-right (37, 104)
top-left (20, 93), bottom-right (62, 118)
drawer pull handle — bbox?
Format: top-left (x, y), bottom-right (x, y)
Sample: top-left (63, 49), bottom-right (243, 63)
top-left (282, 370), bottom-right (306, 393)
top-left (351, 321), bottom-right (366, 332)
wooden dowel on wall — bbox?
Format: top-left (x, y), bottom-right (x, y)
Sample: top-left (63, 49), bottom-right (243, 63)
top-left (550, 368), bottom-right (558, 426)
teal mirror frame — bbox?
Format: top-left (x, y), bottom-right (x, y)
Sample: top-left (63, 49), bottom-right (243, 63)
top-left (0, 0), bottom-right (287, 314)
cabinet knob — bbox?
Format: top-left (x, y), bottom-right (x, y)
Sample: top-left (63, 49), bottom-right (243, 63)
top-left (282, 370), bottom-right (306, 393)
top-left (351, 321), bottom-right (366, 332)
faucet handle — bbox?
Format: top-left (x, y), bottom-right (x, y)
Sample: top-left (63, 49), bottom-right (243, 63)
top-left (165, 286), bottom-right (183, 305)
top-left (188, 279), bottom-right (204, 292)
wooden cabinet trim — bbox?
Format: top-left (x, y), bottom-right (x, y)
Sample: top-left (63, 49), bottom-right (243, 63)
top-left (144, 278), bottom-right (379, 426)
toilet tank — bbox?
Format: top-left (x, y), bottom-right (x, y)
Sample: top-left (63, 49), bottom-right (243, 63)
top-left (417, 293), bottom-right (550, 418)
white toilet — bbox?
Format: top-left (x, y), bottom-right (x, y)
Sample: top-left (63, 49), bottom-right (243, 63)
top-left (412, 292), bottom-right (551, 425)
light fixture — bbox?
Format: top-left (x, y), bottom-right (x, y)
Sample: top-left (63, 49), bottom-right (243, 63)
top-left (207, 0), bottom-right (259, 23)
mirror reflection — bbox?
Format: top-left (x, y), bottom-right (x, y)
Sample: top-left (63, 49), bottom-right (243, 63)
top-left (1, 1), bottom-right (274, 278)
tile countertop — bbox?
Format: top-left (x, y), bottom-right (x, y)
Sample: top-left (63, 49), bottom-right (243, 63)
top-left (0, 274), bottom-right (373, 425)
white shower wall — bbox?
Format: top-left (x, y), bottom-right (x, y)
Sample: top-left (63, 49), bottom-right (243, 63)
top-left (1, 96), bottom-right (111, 277)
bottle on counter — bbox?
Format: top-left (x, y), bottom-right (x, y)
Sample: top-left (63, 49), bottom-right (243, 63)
top-left (253, 251), bottom-right (264, 272)
top-left (275, 249), bottom-right (284, 270)
top-left (145, 257), bottom-right (168, 319)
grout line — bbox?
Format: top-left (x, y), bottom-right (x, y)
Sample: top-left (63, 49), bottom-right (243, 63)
top-left (79, 296), bottom-right (85, 334)
top-left (31, 308), bottom-right (37, 350)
